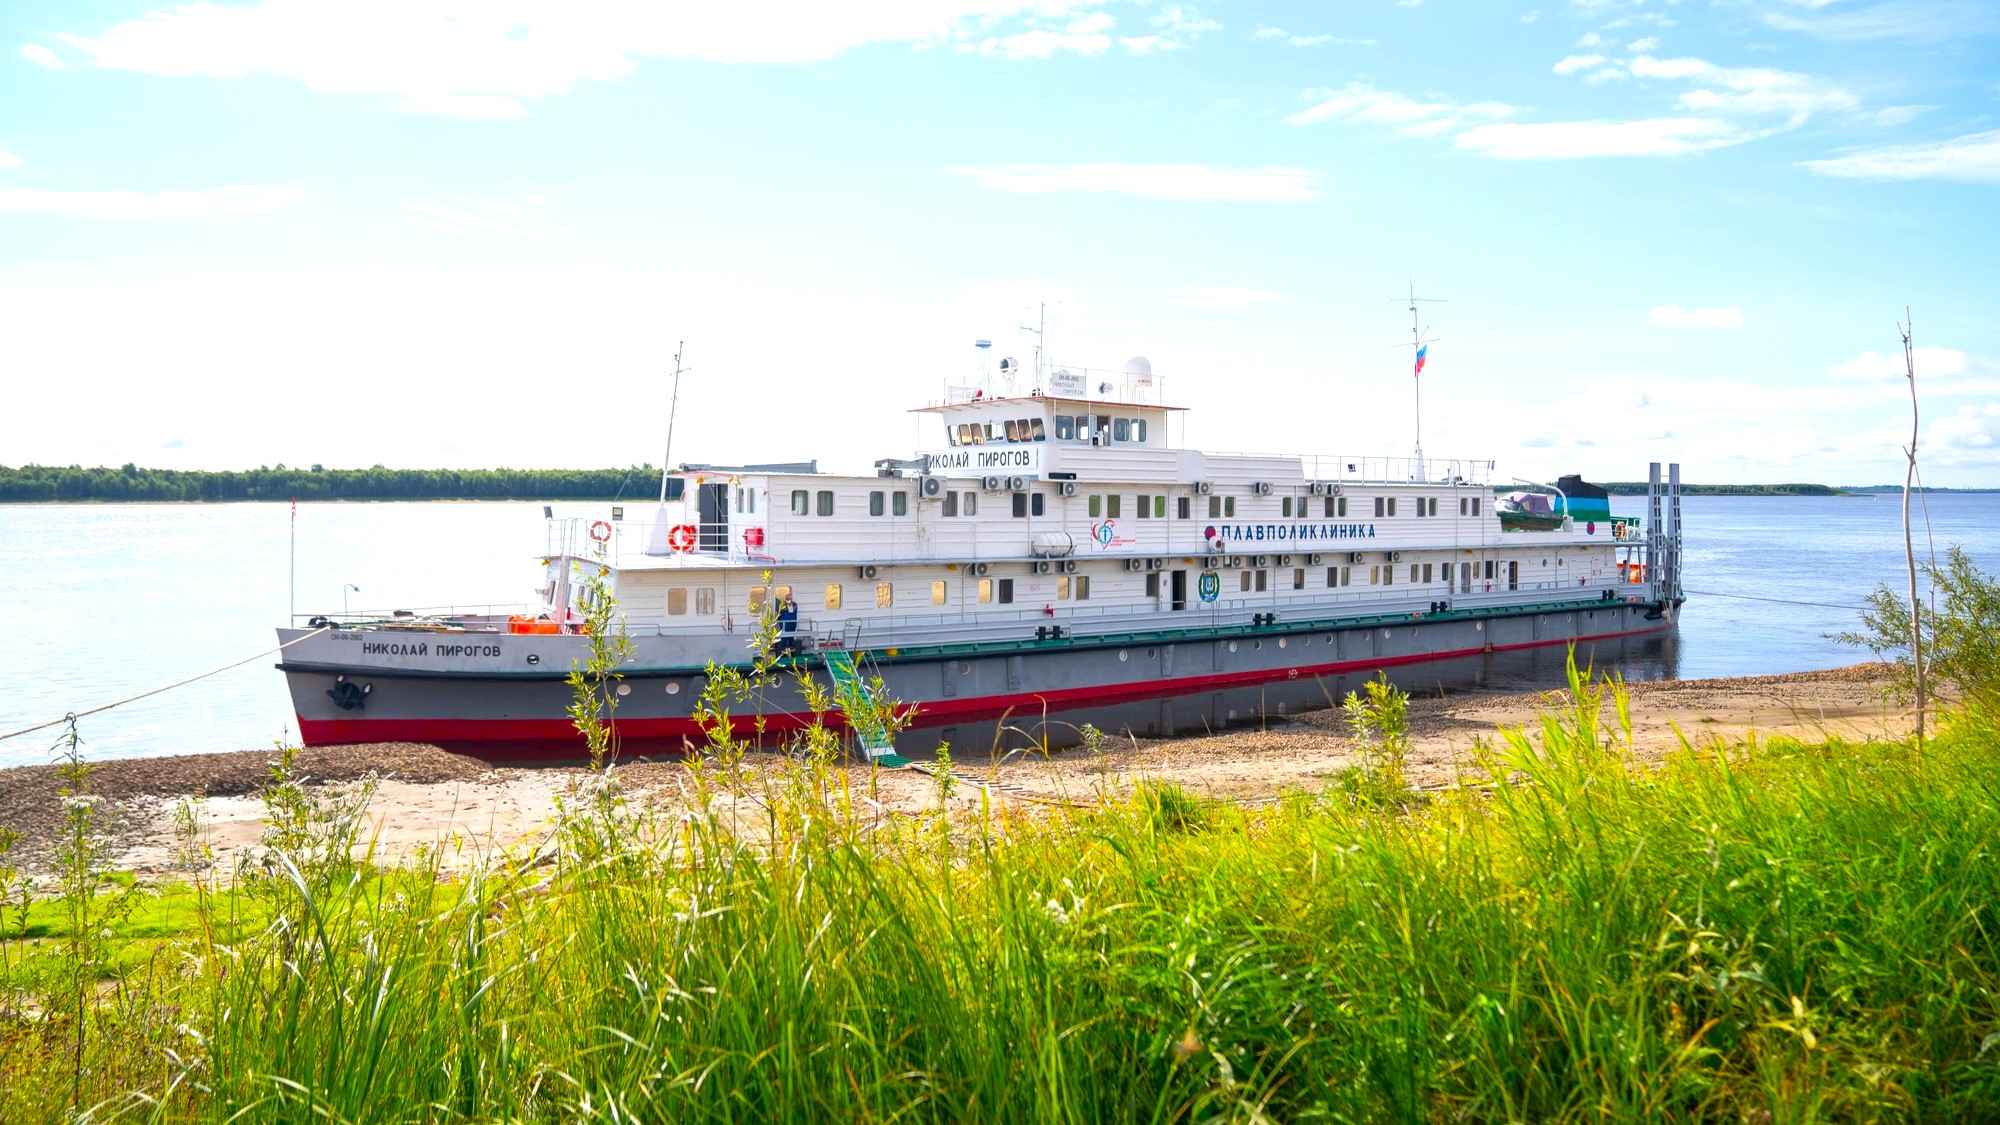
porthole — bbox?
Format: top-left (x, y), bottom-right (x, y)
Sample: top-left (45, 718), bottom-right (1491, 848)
top-left (1146, 647), bottom-right (1157, 658)
top-left (1324, 634), bottom-right (1334, 645)
top-left (959, 661), bottom-right (972, 675)
top-left (1277, 637), bottom-right (1287, 649)
top-left (1475, 622), bottom-right (1484, 632)
top-left (1228, 641), bottom-right (1238, 652)
top-left (666, 681), bottom-right (682, 695)
top-left (1382, 629), bottom-right (1391, 639)
top-left (616, 682), bottom-right (631, 697)
top-left (1118, 650), bottom-right (1129, 662)
top-left (526, 654), bottom-right (541, 665)
top-left (1254, 640), bottom-right (1263, 650)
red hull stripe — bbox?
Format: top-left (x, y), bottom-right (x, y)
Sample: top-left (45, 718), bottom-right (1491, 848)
top-left (299, 624), bottom-right (1669, 752)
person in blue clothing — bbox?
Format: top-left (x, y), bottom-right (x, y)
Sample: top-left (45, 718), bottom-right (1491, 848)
top-left (774, 593), bottom-right (801, 653)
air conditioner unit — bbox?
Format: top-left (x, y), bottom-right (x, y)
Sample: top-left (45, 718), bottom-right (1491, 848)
top-left (1387, 552), bottom-right (1402, 563)
top-left (1276, 554), bottom-right (1292, 567)
top-left (1202, 559), bottom-right (1217, 571)
top-left (981, 475), bottom-right (1001, 491)
top-left (858, 565), bottom-right (879, 580)
top-left (1306, 553), bottom-right (1323, 566)
top-left (920, 477), bottom-right (944, 498)
top-left (1192, 481), bottom-right (1212, 495)
top-left (1032, 560), bottom-right (1051, 575)
top-left (1252, 555), bottom-right (1269, 567)
top-left (1308, 483), bottom-right (1326, 496)
top-left (1349, 551), bottom-right (1366, 564)
top-left (1328, 483), bottom-right (1343, 496)
top-left (1008, 476), bottom-right (1026, 490)
top-left (1056, 481), bottom-right (1077, 496)
top-left (1252, 481), bottom-right (1273, 495)
top-left (1224, 556), bottom-right (1243, 569)
top-left (1147, 558), bottom-right (1165, 571)
top-left (1059, 559), bottom-right (1078, 573)
top-left (971, 562), bottom-right (990, 576)
top-left (1123, 559), bottom-right (1143, 571)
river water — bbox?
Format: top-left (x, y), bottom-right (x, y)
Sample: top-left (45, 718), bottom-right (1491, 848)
top-left (2, 494), bottom-right (1994, 769)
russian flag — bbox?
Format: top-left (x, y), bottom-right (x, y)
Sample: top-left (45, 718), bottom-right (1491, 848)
top-left (1413, 344), bottom-right (1428, 378)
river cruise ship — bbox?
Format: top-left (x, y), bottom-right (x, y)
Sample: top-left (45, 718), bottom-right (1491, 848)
top-left (277, 364), bottom-right (1685, 760)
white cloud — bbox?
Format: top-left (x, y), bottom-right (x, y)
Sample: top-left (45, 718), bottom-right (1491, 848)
top-left (0, 150), bottom-right (19, 168)
top-left (1576, 31), bottom-right (1605, 47)
top-left (1521, 9), bottom-right (1543, 22)
top-left (1174, 286), bottom-right (1290, 309)
top-left (1766, 0), bottom-right (1993, 43)
top-left (1827, 347), bottom-right (1969, 379)
top-left (403, 196), bottom-right (563, 239)
top-left (1930, 405), bottom-right (1999, 451)
top-left (947, 163), bottom-right (1322, 202)
top-left (1457, 118), bottom-right (1751, 159)
top-left (1649, 304), bottom-right (1744, 328)
top-left (52, 1), bottom-right (1149, 116)
top-left (1553, 53), bottom-right (1606, 75)
top-left (1288, 34), bottom-right (1331, 46)
top-left (1253, 25), bottom-right (1287, 38)
top-left (1288, 82), bottom-right (1516, 136)
top-left (1802, 129), bottom-right (2000, 184)
top-left (1120, 4), bottom-right (1219, 54)
top-left (20, 43), bottom-right (68, 69)
top-left (1626, 36), bottom-right (1658, 52)
top-left (1628, 54), bottom-right (1855, 122)
top-left (0, 184), bottom-right (306, 220)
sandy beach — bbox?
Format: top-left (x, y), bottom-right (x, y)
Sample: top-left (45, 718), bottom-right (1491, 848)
top-left (0, 663), bottom-right (1905, 876)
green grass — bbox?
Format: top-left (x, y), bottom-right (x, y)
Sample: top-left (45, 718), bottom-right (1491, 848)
top-left (3, 672), bottom-right (1998, 1123)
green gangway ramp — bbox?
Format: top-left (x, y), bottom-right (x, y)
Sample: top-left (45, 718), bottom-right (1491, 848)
top-left (824, 650), bottom-right (910, 768)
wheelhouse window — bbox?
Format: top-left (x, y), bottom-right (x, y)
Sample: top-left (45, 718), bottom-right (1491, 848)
top-left (1054, 416), bottom-right (1075, 440)
top-left (1031, 418), bottom-right (1046, 441)
top-left (1113, 418), bottom-right (1131, 442)
top-left (1134, 419), bottom-right (1148, 442)
top-left (1004, 420), bottom-right (1021, 442)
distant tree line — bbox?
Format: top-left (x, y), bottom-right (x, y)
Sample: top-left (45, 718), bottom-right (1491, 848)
top-left (0, 463), bottom-right (662, 502)
top-left (1596, 482), bottom-right (1846, 497)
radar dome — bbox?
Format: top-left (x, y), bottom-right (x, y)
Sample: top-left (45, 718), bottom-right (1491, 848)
top-left (1122, 356), bottom-right (1152, 379)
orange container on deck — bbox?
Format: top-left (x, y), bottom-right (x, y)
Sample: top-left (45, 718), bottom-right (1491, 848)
top-left (509, 615), bottom-right (561, 635)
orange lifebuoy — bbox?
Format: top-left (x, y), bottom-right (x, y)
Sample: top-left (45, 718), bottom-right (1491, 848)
top-left (667, 524), bottom-right (698, 553)
top-left (588, 520), bottom-right (613, 543)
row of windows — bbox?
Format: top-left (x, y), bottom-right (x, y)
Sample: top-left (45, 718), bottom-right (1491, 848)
top-left (947, 418), bottom-right (1049, 446)
top-left (1051, 415), bottom-right (1150, 443)
top-left (788, 487), bottom-right (1481, 521)
top-left (667, 558), bottom-right (1519, 617)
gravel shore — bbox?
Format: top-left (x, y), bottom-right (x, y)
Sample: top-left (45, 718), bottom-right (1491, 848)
top-left (0, 663), bottom-right (1903, 873)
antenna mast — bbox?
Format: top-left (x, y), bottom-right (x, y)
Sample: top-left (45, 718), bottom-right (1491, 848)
top-left (1020, 302), bottom-right (1046, 392)
top-left (658, 342), bottom-right (689, 503)
top-left (1392, 282), bottom-right (1445, 479)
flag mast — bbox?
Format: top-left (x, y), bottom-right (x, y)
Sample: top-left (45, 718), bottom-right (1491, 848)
top-left (1394, 282), bottom-right (1445, 480)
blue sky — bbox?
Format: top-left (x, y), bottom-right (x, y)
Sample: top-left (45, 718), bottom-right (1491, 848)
top-left (2, 0), bottom-right (1996, 486)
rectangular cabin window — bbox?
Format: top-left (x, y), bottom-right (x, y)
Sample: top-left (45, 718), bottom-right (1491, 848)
top-left (1328, 567), bottom-right (1339, 589)
top-left (1207, 496), bottom-right (1221, 518)
top-left (978, 578), bottom-right (993, 604)
top-left (1293, 568), bottom-right (1305, 590)
top-left (1383, 566), bottom-right (1394, 586)
top-left (1373, 497), bottom-right (1384, 518)
top-left (1057, 575), bottom-right (1070, 599)
top-left (1428, 497), bottom-right (1439, 516)
top-left (1146, 572), bottom-right (1161, 598)
top-left (748, 586), bottom-right (766, 612)
top-left (1089, 495), bottom-right (1102, 518)
top-left (997, 578), bottom-right (1014, 604)
top-left (817, 490), bottom-right (834, 517)
top-left (1074, 415), bottom-right (1090, 439)
top-left (1074, 576), bottom-right (1091, 600)
top-left (963, 492), bottom-right (977, 516)
top-left (877, 581), bottom-right (893, 608)
top-left (1107, 495), bottom-right (1122, 518)
top-left (1460, 497), bottom-right (1469, 516)
top-left (1473, 498), bottom-right (1481, 516)
top-left (1414, 498), bottom-right (1426, 518)
top-left (1178, 497), bottom-right (1190, 519)
top-left (1508, 561), bottom-right (1519, 591)
top-left (1423, 563), bottom-right (1434, 583)
top-left (791, 490), bottom-right (809, 516)
top-left (1135, 419), bottom-right (1148, 442)
top-left (931, 580), bottom-right (947, 605)
top-left (1460, 562), bottom-right (1472, 592)
top-left (1282, 497), bottom-right (1291, 518)
top-left (825, 584), bottom-right (842, 610)
top-left (1012, 493), bottom-right (1028, 518)
top-left (1004, 420), bottom-right (1020, 442)
top-left (1484, 561), bottom-right (1496, 579)
top-left (869, 491), bottom-right (885, 516)
top-left (1054, 416), bottom-right (1075, 440)
top-left (1369, 566), bottom-right (1378, 585)
top-left (1153, 496), bottom-right (1166, 519)
top-left (1239, 571), bottom-right (1252, 593)
top-left (968, 425), bottom-right (984, 445)
top-left (893, 492), bottom-right (908, 516)
top-left (1031, 419), bottom-right (1046, 441)
top-left (1136, 495), bottom-right (1150, 519)
top-left (696, 588), bottom-right (716, 615)
top-left (1030, 494), bottom-right (1045, 516)
top-left (734, 487), bottom-right (743, 514)
top-left (1113, 418), bottom-right (1131, 442)
top-left (668, 588), bottom-right (688, 616)
top-left (1410, 564), bottom-right (1420, 584)
top-left (1224, 497), bottom-right (1236, 517)
top-left (943, 491), bottom-right (959, 517)
top-left (1256, 569), bottom-right (1269, 592)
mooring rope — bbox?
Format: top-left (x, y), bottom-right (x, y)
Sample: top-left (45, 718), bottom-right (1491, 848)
top-left (0, 627), bottom-right (331, 745)
top-left (1681, 589), bottom-right (1866, 612)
